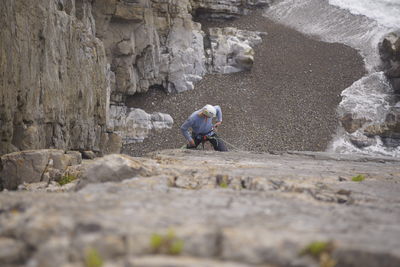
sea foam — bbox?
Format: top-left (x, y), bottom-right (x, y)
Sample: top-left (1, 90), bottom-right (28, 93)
top-left (329, 0), bottom-right (400, 29)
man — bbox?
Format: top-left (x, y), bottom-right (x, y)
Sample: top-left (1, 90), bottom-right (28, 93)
top-left (180, 104), bottom-right (228, 151)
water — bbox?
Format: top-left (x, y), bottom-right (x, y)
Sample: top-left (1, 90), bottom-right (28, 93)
top-left (264, 0), bottom-right (400, 157)
top-left (329, 0), bottom-right (400, 29)
top-left (264, 0), bottom-right (391, 70)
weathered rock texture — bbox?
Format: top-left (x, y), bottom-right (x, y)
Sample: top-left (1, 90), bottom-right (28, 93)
top-left (91, 0), bottom-right (266, 98)
top-left (192, 0), bottom-right (271, 20)
top-left (0, 0), bottom-right (112, 155)
top-left (206, 27), bottom-right (264, 73)
top-left (1, 149), bottom-right (399, 266)
top-left (380, 31), bottom-right (400, 93)
top-left (92, 0), bottom-right (207, 97)
top-left (337, 71), bottom-right (400, 149)
top-left (0, 149), bottom-right (81, 190)
top-left (364, 107), bottom-right (400, 146)
top-left (109, 106), bottom-right (173, 144)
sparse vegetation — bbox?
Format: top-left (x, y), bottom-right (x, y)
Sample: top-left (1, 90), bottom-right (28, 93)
top-left (216, 174), bottom-right (229, 188)
top-left (84, 248), bottom-right (103, 267)
top-left (301, 241), bottom-right (331, 258)
top-left (219, 182), bottom-right (228, 188)
top-left (150, 233), bottom-right (164, 249)
top-left (301, 241), bottom-right (336, 267)
top-left (150, 229), bottom-right (184, 255)
top-left (58, 174), bottom-right (77, 186)
top-left (351, 174), bottom-right (365, 182)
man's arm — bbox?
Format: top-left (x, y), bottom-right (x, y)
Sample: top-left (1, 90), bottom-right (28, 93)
top-left (215, 105), bottom-right (222, 122)
top-left (214, 105), bottom-right (222, 128)
top-left (180, 118), bottom-right (195, 145)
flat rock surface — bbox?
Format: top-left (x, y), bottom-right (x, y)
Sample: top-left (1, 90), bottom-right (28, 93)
top-left (1, 149), bottom-right (399, 266)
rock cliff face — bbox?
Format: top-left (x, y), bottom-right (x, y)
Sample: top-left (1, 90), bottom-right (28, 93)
top-left (91, 0), bottom-right (267, 98)
top-left (92, 0), bottom-right (207, 97)
top-left (1, 149), bottom-right (400, 266)
top-left (193, 0), bottom-right (272, 19)
top-left (0, 0), bottom-right (265, 155)
top-left (0, 0), bottom-right (111, 155)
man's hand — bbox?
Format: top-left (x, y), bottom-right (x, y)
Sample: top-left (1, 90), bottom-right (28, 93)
top-left (187, 139), bottom-right (196, 149)
top-left (214, 121), bottom-right (222, 129)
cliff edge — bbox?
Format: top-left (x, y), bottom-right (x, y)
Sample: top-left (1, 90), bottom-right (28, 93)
top-left (1, 149), bottom-right (399, 266)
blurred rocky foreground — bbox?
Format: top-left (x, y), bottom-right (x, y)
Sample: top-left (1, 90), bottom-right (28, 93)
top-left (0, 149), bottom-right (400, 267)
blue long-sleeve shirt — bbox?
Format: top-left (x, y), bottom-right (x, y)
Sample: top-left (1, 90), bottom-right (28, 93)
top-left (180, 105), bottom-right (222, 142)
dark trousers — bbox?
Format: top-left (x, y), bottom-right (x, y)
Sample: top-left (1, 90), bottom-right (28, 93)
top-left (188, 133), bottom-right (228, 152)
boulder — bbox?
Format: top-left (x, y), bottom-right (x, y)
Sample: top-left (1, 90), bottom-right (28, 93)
top-left (0, 149), bottom-right (82, 190)
top-left (81, 151), bottom-right (97, 160)
top-left (207, 27), bottom-right (264, 73)
top-left (75, 154), bottom-right (152, 190)
top-left (379, 31), bottom-right (400, 92)
top-left (349, 135), bottom-right (377, 149)
top-left (0, 237), bottom-right (27, 265)
top-left (381, 137), bottom-right (400, 148)
top-left (0, 142), bottom-right (18, 156)
top-left (108, 105), bottom-right (173, 144)
top-left (100, 133), bottom-right (123, 155)
top-left (339, 113), bottom-right (369, 134)
top-left (364, 107), bottom-right (400, 141)
top-left (338, 72), bottom-right (392, 137)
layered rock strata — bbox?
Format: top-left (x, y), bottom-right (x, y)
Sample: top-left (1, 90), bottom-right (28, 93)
top-left (91, 0), bottom-right (265, 98)
top-left (0, 0), bottom-right (111, 155)
top-left (109, 105), bottom-right (173, 144)
top-left (0, 149), bottom-right (82, 190)
top-left (92, 0), bottom-right (207, 97)
top-left (0, 149), bottom-right (399, 266)
top-left (192, 0), bottom-right (271, 20)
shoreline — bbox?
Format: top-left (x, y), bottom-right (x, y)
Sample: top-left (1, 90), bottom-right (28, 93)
top-left (124, 11), bottom-right (365, 156)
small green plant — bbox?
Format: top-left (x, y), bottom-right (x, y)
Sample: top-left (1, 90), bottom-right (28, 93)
top-left (351, 174), bottom-right (365, 182)
top-left (150, 233), bottom-right (164, 250)
top-left (169, 239), bottom-right (184, 255)
top-left (301, 241), bottom-right (331, 258)
top-left (150, 229), bottom-right (184, 255)
top-left (84, 248), bottom-right (103, 267)
top-left (219, 182), bottom-right (228, 188)
top-left (58, 174), bottom-right (77, 186)
top-left (216, 174), bottom-right (229, 188)
top-left (301, 241), bottom-right (336, 267)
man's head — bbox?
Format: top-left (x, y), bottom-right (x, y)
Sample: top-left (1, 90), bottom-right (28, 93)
top-left (201, 104), bottom-right (216, 118)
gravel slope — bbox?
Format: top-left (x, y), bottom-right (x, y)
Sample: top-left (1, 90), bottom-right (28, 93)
top-left (123, 10), bottom-right (365, 156)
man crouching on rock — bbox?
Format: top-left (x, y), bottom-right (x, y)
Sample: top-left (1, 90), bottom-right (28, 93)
top-left (180, 104), bottom-right (228, 152)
